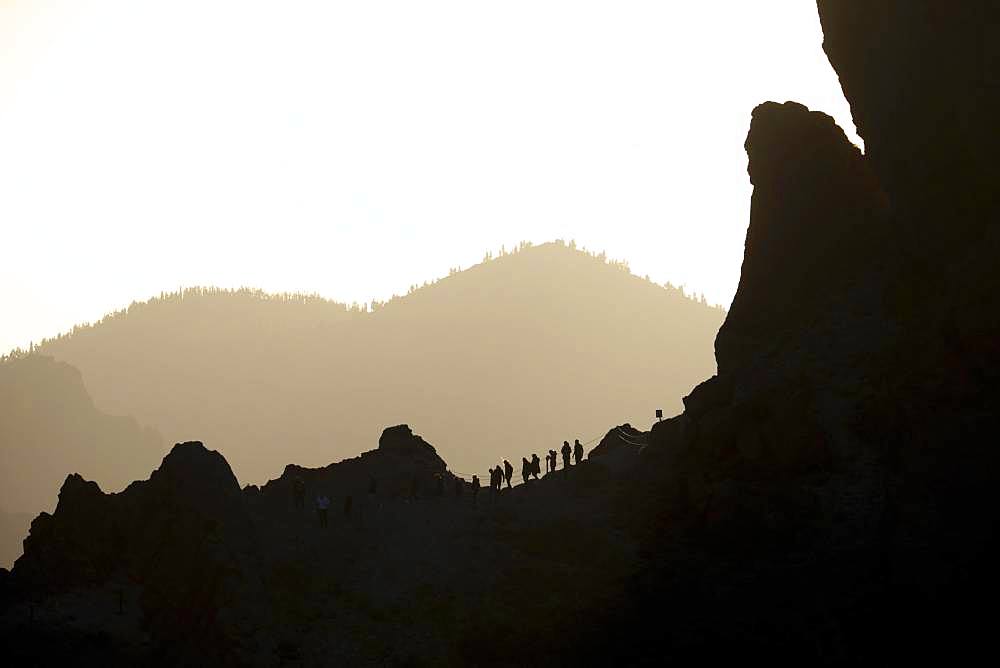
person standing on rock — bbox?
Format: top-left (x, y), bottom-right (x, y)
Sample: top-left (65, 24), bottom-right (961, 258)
top-left (368, 476), bottom-right (378, 513)
top-left (531, 453), bottom-right (541, 479)
top-left (292, 476), bottom-right (306, 511)
top-left (316, 494), bottom-right (330, 528)
top-left (561, 441), bottom-right (572, 472)
top-left (521, 457), bottom-right (531, 485)
top-left (503, 459), bottom-right (514, 489)
top-left (548, 449), bottom-right (558, 474)
top-left (574, 439), bottom-right (584, 465)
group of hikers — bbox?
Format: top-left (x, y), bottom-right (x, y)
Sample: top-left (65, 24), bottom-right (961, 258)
top-left (482, 438), bottom-right (585, 494)
top-left (292, 438), bottom-right (588, 527)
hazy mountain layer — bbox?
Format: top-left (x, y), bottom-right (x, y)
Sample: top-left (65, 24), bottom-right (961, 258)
top-left (32, 242), bottom-right (724, 485)
top-left (0, 356), bottom-right (164, 565)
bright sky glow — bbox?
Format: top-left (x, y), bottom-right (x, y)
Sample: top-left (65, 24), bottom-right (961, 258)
top-left (0, 1), bottom-right (859, 354)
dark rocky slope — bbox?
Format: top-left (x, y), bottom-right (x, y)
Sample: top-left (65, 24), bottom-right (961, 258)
top-left (2, 430), bottom-right (637, 666)
top-left (614, 1), bottom-right (1000, 661)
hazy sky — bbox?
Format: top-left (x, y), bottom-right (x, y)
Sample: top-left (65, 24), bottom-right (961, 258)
top-left (0, 1), bottom-right (859, 355)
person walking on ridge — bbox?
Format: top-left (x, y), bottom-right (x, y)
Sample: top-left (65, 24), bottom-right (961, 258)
top-left (490, 466), bottom-right (501, 495)
top-left (492, 465), bottom-right (504, 500)
top-left (561, 440), bottom-right (572, 472)
top-left (521, 457), bottom-right (531, 485)
top-left (574, 439), bottom-right (584, 465)
top-left (292, 476), bottom-right (306, 511)
top-left (503, 459), bottom-right (514, 489)
top-left (531, 453), bottom-right (541, 480)
top-left (316, 494), bottom-right (330, 528)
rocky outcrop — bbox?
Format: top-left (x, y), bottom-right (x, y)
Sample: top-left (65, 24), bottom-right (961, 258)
top-left (377, 424), bottom-right (445, 465)
top-left (589, 424), bottom-right (647, 460)
top-left (619, 2), bottom-right (1000, 661)
top-left (10, 442), bottom-right (259, 662)
top-left (3, 427), bottom-right (637, 665)
top-left (817, 0), bottom-right (1000, 206)
top-left (260, 424), bottom-right (454, 508)
top-left (0, 355), bottom-right (163, 544)
top-left (715, 101), bottom-right (887, 376)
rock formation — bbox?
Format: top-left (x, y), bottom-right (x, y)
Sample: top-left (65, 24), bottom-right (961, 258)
top-left (2, 427), bottom-right (634, 665)
top-left (627, 1), bottom-right (1000, 661)
top-left (589, 424), bottom-right (647, 461)
top-left (817, 0), bottom-right (1000, 207)
top-left (0, 355), bottom-right (163, 568)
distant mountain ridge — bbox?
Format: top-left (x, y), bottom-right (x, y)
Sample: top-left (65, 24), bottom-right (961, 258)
top-left (24, 241), bottom-right (724, 486)
top-left (0, 355), bottom-right (164, 566)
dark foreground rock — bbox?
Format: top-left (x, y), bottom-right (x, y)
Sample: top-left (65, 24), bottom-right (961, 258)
top-left (2, 427), bottom-right (637, 666)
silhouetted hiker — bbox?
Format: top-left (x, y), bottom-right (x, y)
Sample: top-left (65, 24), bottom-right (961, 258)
top-left (548, 449), bottom-right (558, 474)
top-left (531, 453), bottom-right (541, 479)
top-left (521, 457), bottom-right (531, 485)
top-left (316, 494), bottom-right (330, 528)
top-left (561, 441), bottom-right (572, 471)
top-left (455, 476), bottom-right (463, 498)
top-left (503, 459), bottom-right (513, 489)
top-left (472, 475), bottom-right (481, 504)
top-left (574, 439), bottom-right (584, 465)
top-left (292, 476), bottom-right (306, 510)
top-left (344, 495), bottom-right (353, 517)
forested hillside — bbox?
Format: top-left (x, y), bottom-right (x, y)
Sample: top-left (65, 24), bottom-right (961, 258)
top-left (29, 241), bottom-right (724, 485)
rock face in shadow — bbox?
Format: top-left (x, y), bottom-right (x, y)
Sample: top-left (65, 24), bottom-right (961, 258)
top-left (3, 427), bottom-right (636, 665)
top-left (259, 424), bottom-right (455, 507)
top-left (12, 442), bottom-right (258, 663)
top-left (377, 424), bottom-right (445, 464)
top-left (628, 2), bottom-right (1000, 661)
top-left (817, 0), bottom-right (1000, 204)
top-left (715, 101), bottom-right (887, 376)
top-left (0, 355), bottom-right (163, 564)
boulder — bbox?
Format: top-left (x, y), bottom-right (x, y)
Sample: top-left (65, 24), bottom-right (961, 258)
top-left (715, 101), bottom-right (887, 375)
top-left (589, 424), bottom-right (647, 460)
